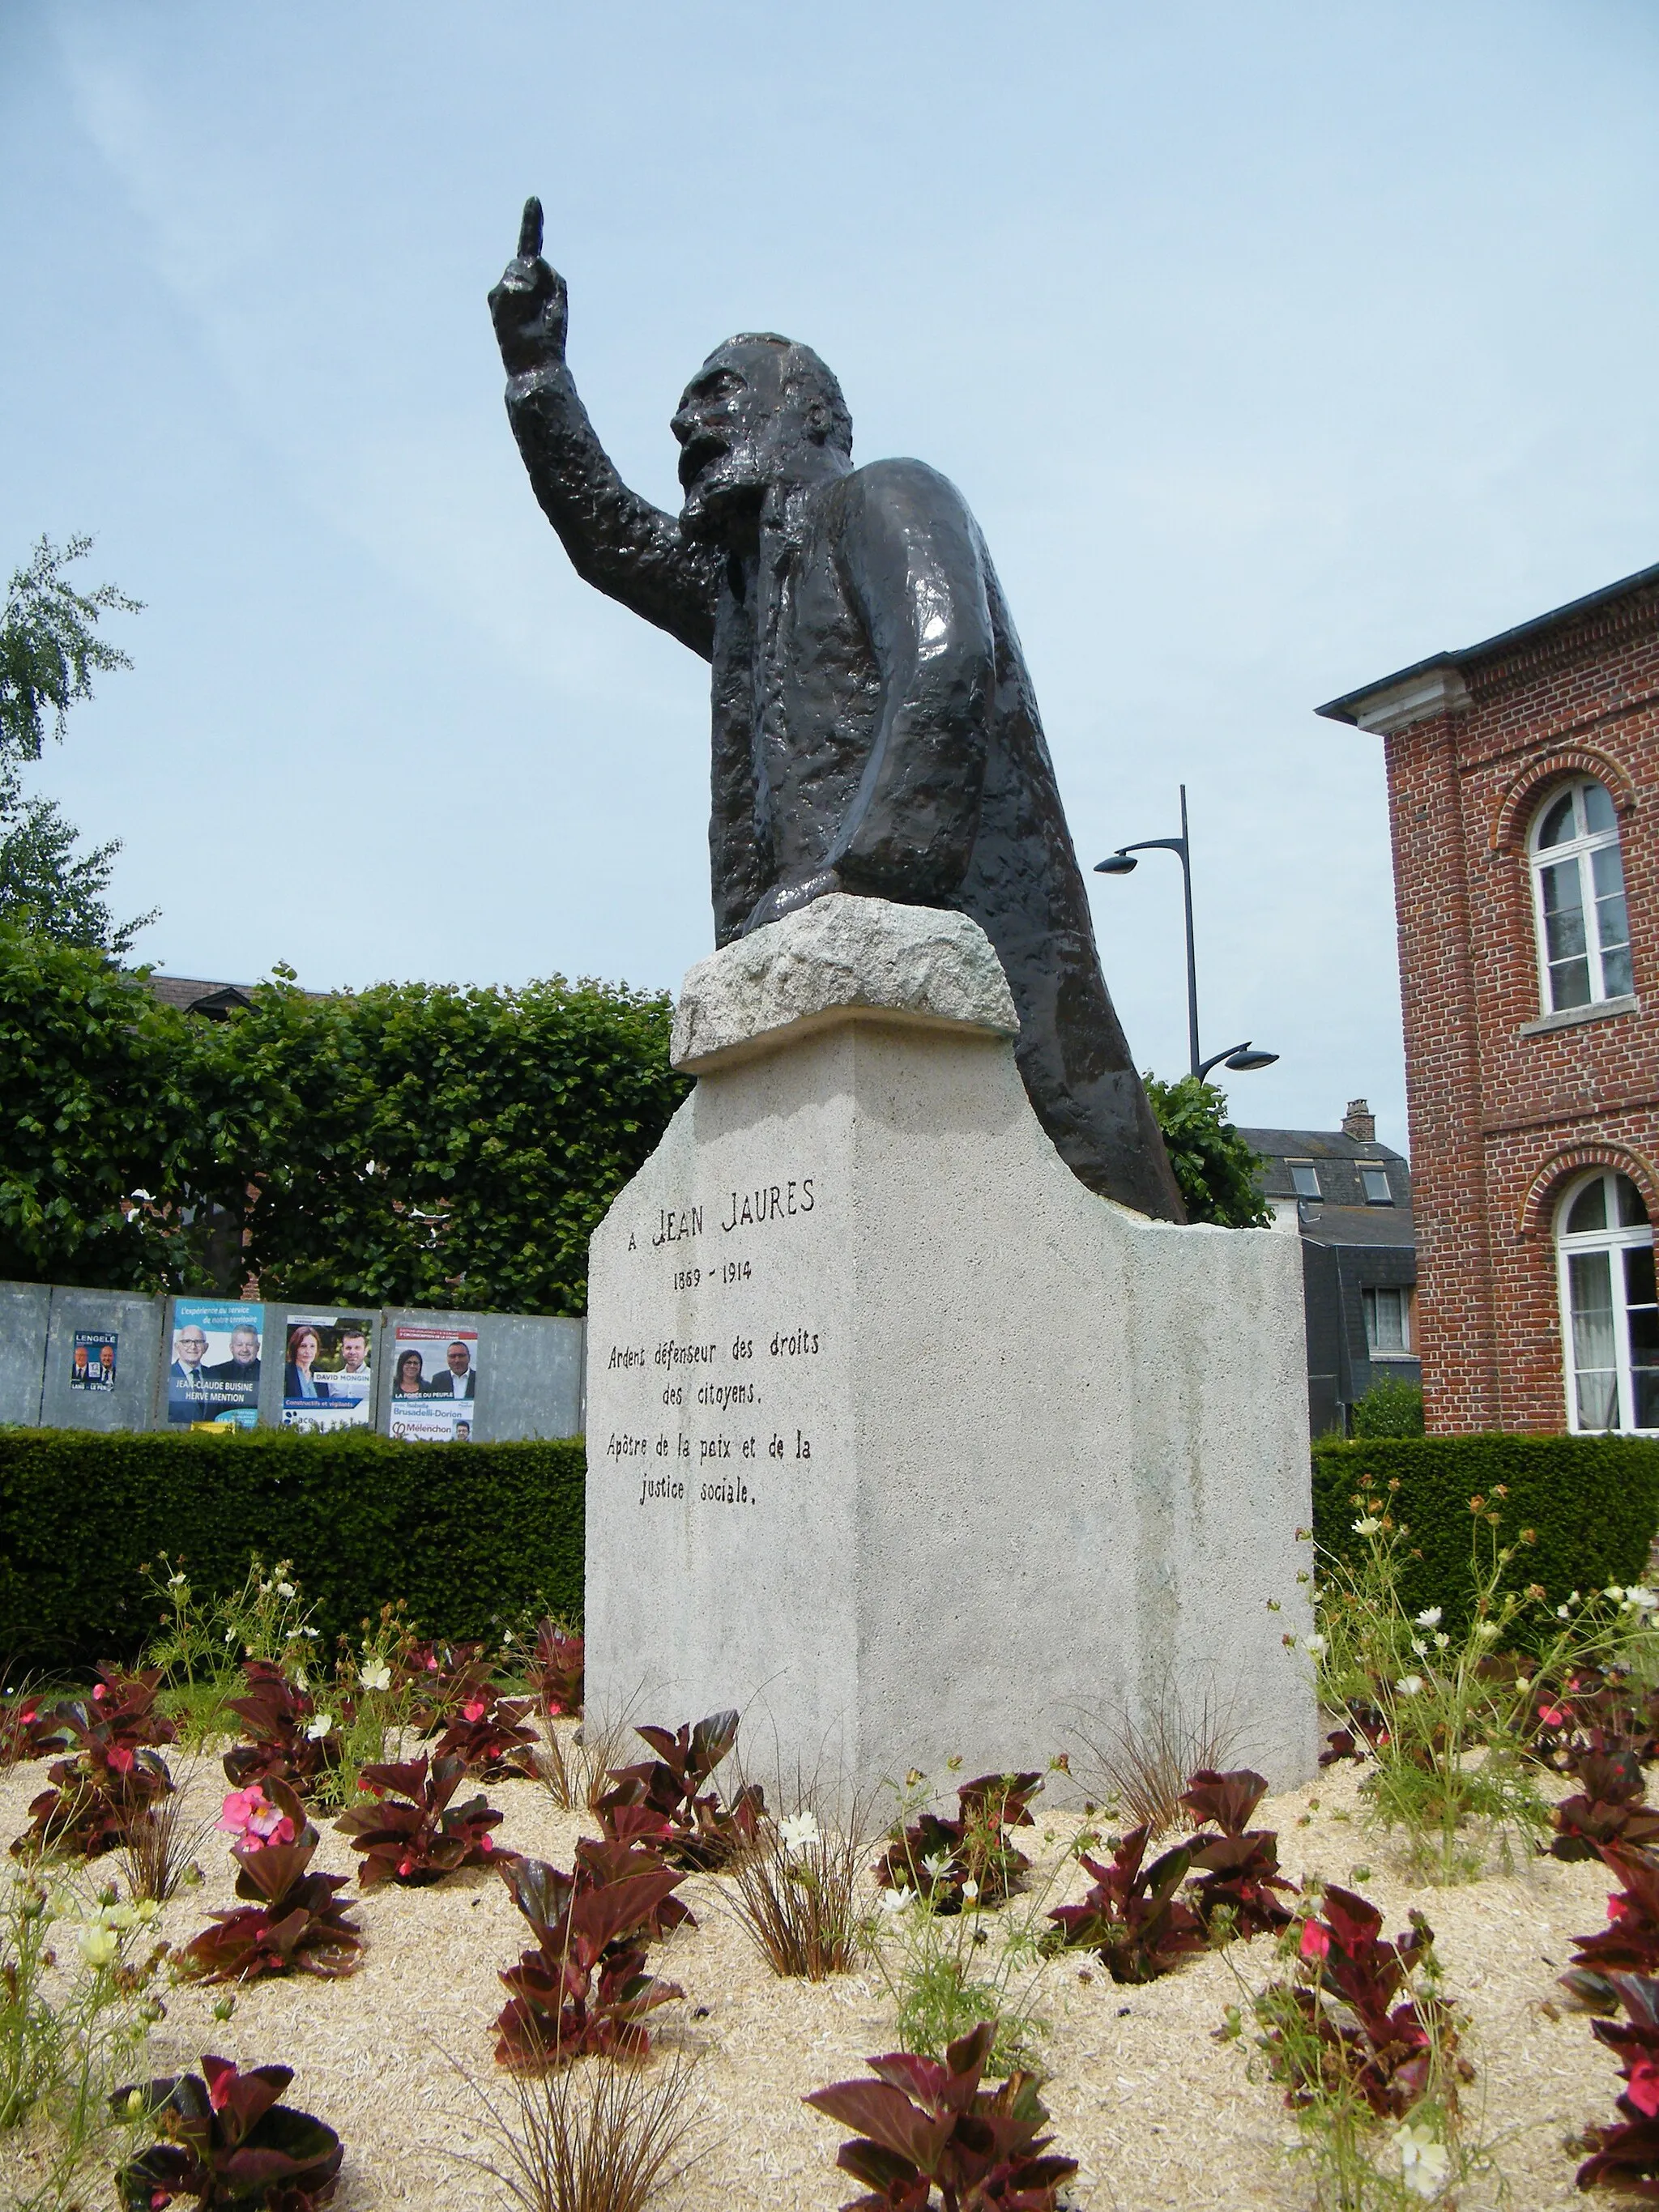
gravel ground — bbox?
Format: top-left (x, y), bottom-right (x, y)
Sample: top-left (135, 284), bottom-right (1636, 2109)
top-left (0, 1727), bottom-right (1626, 2210)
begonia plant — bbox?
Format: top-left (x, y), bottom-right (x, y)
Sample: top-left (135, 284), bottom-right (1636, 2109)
top-left (595, 1710), bottom-right (765, 1872)
top-left (1044, 1826), bottom-right (1206, 1984)
top-left (874, 1772), bottom-right (1042, 1916)
top-left (221, 1660), bottom-right (342, 1796)
top-left (113, 2052), bottom-right (342, 2210)
top-left (493, 1851), bottom-right (687, 2069)
top-left (334, 1754), bottom-right (512, 1886)
top-left (177, 1779), bottom-right (362, 1983)
top-left (1179, 1768), bottom-right (1298, 1939)
top-left (803, 2020), bottom-right (1077, 2212)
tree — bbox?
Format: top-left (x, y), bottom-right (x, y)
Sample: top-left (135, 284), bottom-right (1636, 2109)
top-left (1143, 1072), bottom-right (1270, 1227)
top-left (0, 535), bottom-right (152, 953)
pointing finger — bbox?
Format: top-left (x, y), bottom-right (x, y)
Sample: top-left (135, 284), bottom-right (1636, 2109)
top-left (517, 195), bottom-right (544, 261)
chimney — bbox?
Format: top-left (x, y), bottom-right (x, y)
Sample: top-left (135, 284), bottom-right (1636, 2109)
top-left (1342, 1097), bottom-right (1375, 1143)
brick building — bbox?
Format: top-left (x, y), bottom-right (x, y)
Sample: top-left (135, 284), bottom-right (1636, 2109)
top-left (1318, 560), bottom-right (1659, 1434)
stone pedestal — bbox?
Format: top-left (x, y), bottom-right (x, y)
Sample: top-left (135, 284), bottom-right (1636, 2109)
top-left (585, 896), bottom-right (1316, 1792)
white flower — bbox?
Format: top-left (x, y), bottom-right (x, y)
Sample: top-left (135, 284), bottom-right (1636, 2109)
top-left (778, 1812), bottom-right (820, 1857)
top-left (1557, 1605), bottom-right (1571, 1620)
top-left (292, 1671), bottom-right (308, 1693)
top-left (304, 1713), bottom-right (333, 1740)
top-left (1474, 1621), bottom-right (1499, 1639)
top-left (1352, 1516), bottom-right (1381, 1537)
top-left (258, 1582), bottom-right (272, 1596)
top-left (1303, 1634), bottom-right (1327, 1657)
top-left (921, 1850), bottom-right (954, 1881)
top-left (960, 1878), bottom-right (979, 1903)
top-left (1414, 1607), bottom-right (1443, 1628)
top-left (277, 1582), bottom-right (296, 1600)
top-left (302, 1626), bottom-right (318, 1639)
top-left (360, 1662), bottom-right (392, 1694)
top-left (1395, 2121), bottom-right (1451, 2198)
top-left (224, 1627), bottom-right (237, 1644)
top-left (1607, 1587), bottom-right (1627, 1601)
top-left (1435, 1632), bottom-right (1450, 1650)
top-left (1395, 1676), bottom-right (1425, 1697)
top-left (1411, 1639), bottom-right (1428, 1658)
top-left (167, 1572), bottom-right (187, 1590)
top-left (78, 1924), bottom-right (118, 1968)
top-left (1629, 1588), bottom-right (1658, 1611)
top-left (879, 1886), bottom-right (915, 1916)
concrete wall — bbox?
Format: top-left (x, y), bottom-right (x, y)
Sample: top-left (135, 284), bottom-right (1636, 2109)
top-left (0, 1282), bottom-right (584, 1440)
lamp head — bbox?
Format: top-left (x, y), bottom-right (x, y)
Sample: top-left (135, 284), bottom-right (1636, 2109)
top-left (1093, 853), bottom-right (1138, 876)
top-left (1224, 1048), bottom-right (1279, 1072)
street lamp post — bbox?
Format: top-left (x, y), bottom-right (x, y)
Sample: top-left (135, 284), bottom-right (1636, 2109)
top-left (1094, 783), bottom-right (1279, 1085)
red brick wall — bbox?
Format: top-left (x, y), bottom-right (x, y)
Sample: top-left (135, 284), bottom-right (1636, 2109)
top-left (1381, 581), bottom-right (1659, 1433)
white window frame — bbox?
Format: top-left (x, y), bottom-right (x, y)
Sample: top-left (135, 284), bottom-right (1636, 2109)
top-left (1528, 777), bottom-right (1633, 1015)
top-left (1358, 1165), bottom-right (1394, 1205)
top-left (1555, 1168), bottom-right (1658, 1434)
top-left (1362, 1285), bottom-right (1413, 1359)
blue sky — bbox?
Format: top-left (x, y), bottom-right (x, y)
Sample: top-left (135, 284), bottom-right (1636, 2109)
top-left (3, 2), bottom-right (1657, 1150)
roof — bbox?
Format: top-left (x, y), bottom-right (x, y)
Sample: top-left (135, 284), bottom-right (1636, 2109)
top-left (1236, 1127), bottom-right (1405, 1165)
top-left (143, 974), bottom-right (258, 1016)
top-left (1316, 556), bottom-right (1659, 726)
top-left (1299, 1205), bottom-right (1418, 1251)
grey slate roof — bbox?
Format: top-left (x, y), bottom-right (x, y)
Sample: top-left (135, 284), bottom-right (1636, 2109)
top-left (143, 974), bottom-right (258, 1016)
top-left (1236, 1124), bottom-right (1414, 1242)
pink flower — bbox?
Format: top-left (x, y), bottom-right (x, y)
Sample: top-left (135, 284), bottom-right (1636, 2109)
top-left (398, 1857), bottom-right (414, 1877)
top-left (480, 1834), bottom-right (494, 1852)
top-left (1610, 1893), bottom-right (1631, 1922)
top-left (426, 1657), bottom-right (439, 1672)
top-left (1300, 1920), bottom-right (1331, 1962)
top-left (462, 1698), bottom-right (487, 1724)
top-left (205, 2056), bottom-right (236, 2112)
top-left (151, 2190), bottom-right (173, 2209)
top-left (20, 1707), bottom-right (36, 1724)
top-left (93, 1685), bottom-right (106, 1702)
top-left (108, 1745), bottom-right (134, 1775)
top-left (219, 1785), bottom-right (295, 1849)
top-left (1630, 2056), bottom-right (1659, 2118)
top-left (1538, 1704), bottom-right (1567, 1727)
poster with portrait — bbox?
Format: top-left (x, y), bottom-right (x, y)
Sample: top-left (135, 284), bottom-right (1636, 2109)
top-left (386, 1321), bottom-right (480, 1443)
top-left (281, 1314), bottom-right (375, 1434)
top-left (70, 1330), bottom-right (117, 1392)
top-left (167, 1299), bottom-right (264, 1428)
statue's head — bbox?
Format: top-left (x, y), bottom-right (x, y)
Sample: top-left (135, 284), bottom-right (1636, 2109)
top-left (672, 335), bottom-right (851, 536)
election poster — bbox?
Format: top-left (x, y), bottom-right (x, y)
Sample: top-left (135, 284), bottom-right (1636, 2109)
top-left (70, 1331), bottom-right (117, 1392)
top-left (386, 1321), bottom-right (480, 1444)
top-left (167, 1300), bottom-right (263, 1428)
top-left (281, 1315), bottom-right (374, 1434)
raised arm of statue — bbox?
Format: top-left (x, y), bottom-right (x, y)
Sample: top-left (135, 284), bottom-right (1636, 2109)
top-left (827, 459), bottom-right (994, 901)
top-left (488, 199), bottom-right (717, 661)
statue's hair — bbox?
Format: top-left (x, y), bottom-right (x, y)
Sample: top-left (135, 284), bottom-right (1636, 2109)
top-left (717, 333), bottom-right (853, 454)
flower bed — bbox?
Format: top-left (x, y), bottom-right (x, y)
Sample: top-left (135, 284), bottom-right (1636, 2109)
top-left (0, 1732), bottom-right (1631, 2210)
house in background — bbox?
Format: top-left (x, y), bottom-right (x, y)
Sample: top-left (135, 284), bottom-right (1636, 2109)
top-left (1320, 560), bottom-right (1659, 1436)
top-left (145, 974), bottom-right (257, 1021)
top-left (1238, 1098), bottom-right (1419, 1438)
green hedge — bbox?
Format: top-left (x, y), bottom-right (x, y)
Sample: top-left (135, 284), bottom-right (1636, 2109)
top-left (1312, 1434), bottom-right (1659, 1629)
top-left (0, 1427), bottom-right (584, 1673)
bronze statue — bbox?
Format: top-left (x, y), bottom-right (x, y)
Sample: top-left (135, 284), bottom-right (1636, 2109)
top-left (489, 200), bottom-right (1183, 1220)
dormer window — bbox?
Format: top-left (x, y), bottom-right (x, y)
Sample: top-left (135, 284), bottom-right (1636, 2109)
top-left (1289, 1163), bottom-right (1320, 1199)
top-left (1358, 1165), bottom-right (1393, 1205)
top-left (1529, 778), bottom-right (1633, 1013)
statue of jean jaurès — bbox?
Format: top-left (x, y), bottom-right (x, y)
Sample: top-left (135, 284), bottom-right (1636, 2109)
top-left (488, 200), bottom-right (1183, 1220)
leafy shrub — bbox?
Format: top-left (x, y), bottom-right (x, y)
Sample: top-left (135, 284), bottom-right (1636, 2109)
top-left (1578, 1971), bottom-right (1659, 2194)
top-left (874, 1773), bottom-right (1042, 1915)
top-left (429, 1690), bottom-right (540, 1783)
top-left (11, 1677), bottom-right (177, 1860)
top-left (1550, 1753), bottom-right (1659, 1863)
top-left (114, 2052), bottom-right (343, 2210)
top-left (1311, 1436), bottom-right (1659, 1634)
top-left (222, 1660), bottom-right (343, 1797)
top-left (595, 1711), bottom-right (764, 1873)
top-left (1180, 1769), bottom-right (1297, 1939)
top-left (0, 1694), bottom-right (62, 1767)
top-left (523, 1620), bottom-right (584, 1720)
top-left (1255, 1886), bottom-right (1469, 2122)
top-left (803, 2020), bottom-right (1077, 2212)
top-left (493, 1852), bottom-right (687, 2069)
top-left (0, 1428), bottom-right (584, 1673)
top-left (176, 1780), bottom-right (362, 1984)
top-left (1349, 1376), bottom-right (1425, 1438)
top-left (1043, 1826), bottom-right (1206, 1984)
top-left (1141, 1074), bottom-right (1269, 1228)
top-left (335, 1754), bottom-right (511, 1887)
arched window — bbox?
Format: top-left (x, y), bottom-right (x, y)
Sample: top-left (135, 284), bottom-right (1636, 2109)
top-left (1556, 1169), bottom-right (1659, 1432)
top-left (1529, 778), bottom-right (1633, 1013)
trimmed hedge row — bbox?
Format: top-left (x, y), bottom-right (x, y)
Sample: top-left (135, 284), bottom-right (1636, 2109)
top-left (1312, 1434), bottom-right (1659, 1628)
top-left (0, 1427), bottom-right (583, 1672)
